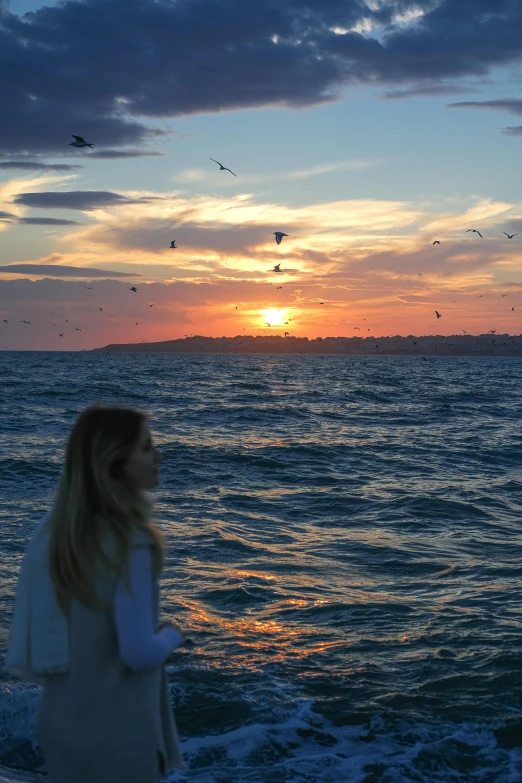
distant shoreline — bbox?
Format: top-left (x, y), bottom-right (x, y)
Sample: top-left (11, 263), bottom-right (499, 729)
top-left (89, 334), bottom-right (522, 356)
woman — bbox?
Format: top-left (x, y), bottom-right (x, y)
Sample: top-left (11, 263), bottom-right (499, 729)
top-left (8, 404), bottom-right (185, 782)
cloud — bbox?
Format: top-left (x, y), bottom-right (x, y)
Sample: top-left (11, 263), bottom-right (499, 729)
top-left (501, 126), bottom-right (522, 136)
top-left (0, 210), bottom-right (15, 220)
top-left (177, 159), bottom-right (378, 185)
top-left (447, 99), bottom-right (522, 115)
top-left (11, 190), bottom-right (158, 210)
top-left (18, 217), bottom-right (82, 225)
top-left (382, 83), bottom-right (470, 99)
top-left (1, 0), bottom-right (522, 154)
top-left (0, 264), bottom-right (139, 277)
top-left (0, 161), bottom-right (83, 170)
top-left (86, 149), bottom-right (166, 159)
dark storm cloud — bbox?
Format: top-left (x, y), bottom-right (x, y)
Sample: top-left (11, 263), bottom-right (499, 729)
top-left (0, 264), bottom-right (138, 277)
top-left (18, 217), bottom-right (81, 225)
top-left (11, 191), bottom-right (156, 210)
top-left (1, 0), bottom-right (521, 155)
top-left (0, 210), bottom-right (15, 220)
top-left (0, 161), bottom-right (83, 170)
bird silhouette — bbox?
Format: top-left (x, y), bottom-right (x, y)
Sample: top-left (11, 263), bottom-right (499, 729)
top-left (84, 286), bottom-right (93, 290)
top-left (433, 241), bottom-right (440, 245)
top-left (2, 320), bottom-right (6, 323)
top-left (274, 232), bottom-right (288, 245)
top-left (266, 323), bottom-right (271, 327)
top-left (149, 304), bottom-right (154, 307)
top-left (489, 330), bottom-right (496, 334)
top-left (130, 287), bottom-right (137, 293)
top-left (75, 328), bottom-right (81, 331)
top-left (21, 320), bottom-right (30, 324)
top-left (272, 264), bottom-right (281, 273)
top-left (99, 308), bottom-right (103, 311)
top-left (466, 229), bottom-right (482, 238)
top-left (136, 322), bottom-right (139, 326)
top-left (284, 332), bottom-right (289, 336)
top-left (59, 334), bottom-right (63, 337)
top-left (353, 327), bottom-right (360, 330)
top-left (422, 357), bottom-right (427, 362)
top-left (209, 158), bottom-right (237, 176)
top-left (435, 311), bottom-right (441, 318)
top-left (418, 273), bottom-right (423, 276)
top-left (170, 240), bottom-right (176, 248)
top-left (504, 233), bottom-right (518, 239)
top-left (69, 135), bottom-right (93, 148)
top-left (512, 307), bottom-right (515, 311)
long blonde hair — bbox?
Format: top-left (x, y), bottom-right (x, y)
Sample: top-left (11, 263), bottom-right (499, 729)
top-left (48, 404), bottom-right (165, 617)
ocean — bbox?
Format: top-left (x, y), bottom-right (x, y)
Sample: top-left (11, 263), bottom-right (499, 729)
top-left (0, 351), bottom-right (521, 782)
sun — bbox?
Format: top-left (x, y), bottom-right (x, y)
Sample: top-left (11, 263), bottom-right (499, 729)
top-left (260, 308), bottom-right (286, 327)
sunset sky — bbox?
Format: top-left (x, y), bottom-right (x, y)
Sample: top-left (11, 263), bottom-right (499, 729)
top-left (1, 0), bottom-right (522, 350)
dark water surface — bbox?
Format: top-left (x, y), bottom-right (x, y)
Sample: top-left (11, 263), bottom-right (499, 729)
top-left (0, 352), bottom-right (521, 782)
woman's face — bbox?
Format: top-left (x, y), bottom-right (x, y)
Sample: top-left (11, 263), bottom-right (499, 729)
top-left (122, 420), bottom-right (162, 490)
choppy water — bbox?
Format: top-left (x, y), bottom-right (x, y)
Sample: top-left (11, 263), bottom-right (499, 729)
top-left (0, 351), bottom-right (522, 782)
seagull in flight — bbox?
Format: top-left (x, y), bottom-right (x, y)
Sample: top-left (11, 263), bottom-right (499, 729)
top-left (435, 311), bottom-right (442, 319)
top-left (266, 323), bottom-right (271, 327)
top-left (501, 293), bottom-right (508, 297)
top-left (99, 308), bottom-right (103, 311)
top-left (69, 135), bottom-right (93, 149)
top-left (135, 322), bottom-right (139, 326)
top-left (209, 158), bottom-right (237, 176)
top-left (274, 232), bottom-right (288, 245)
top-left (149, 304), bottom-right (154, 307)
top-left (504, 233), bottom-right (518, 239)
top-left (130, 287), bottom-right (138, 293)
top-left (466, 229), bottom-right (483, 238)
top-left (488, 330), bottom-right (496, 334)
top-left (75, 328), bottom-right (81, 331)
top-left (59, 334), bottom-right (63, 337)
top-left (276, 286), bottom-right (282, 289)
top-left (170, 240), bottom-right (176, 248)
top-left (433, 241), bottom-right (440, 245)
top-left (512, 307), bottom-right (515, 311)
top-left (284, 332), bottom-right (289, 336)
top-left (84, 285), bottom-right (93, 290)
top-left (21, 320), bottom-right (30, 324)
top-left (272, 264), bottom-right (282, 273)
top-left (2, 319), bottom-right (6, 323)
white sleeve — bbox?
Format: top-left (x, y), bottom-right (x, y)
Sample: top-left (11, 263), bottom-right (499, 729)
top-left (114, 546), bottom-right (184, 672)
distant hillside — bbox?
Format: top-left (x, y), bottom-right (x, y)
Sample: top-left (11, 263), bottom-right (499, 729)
top-left (91, 334), bottom-right (522, 356)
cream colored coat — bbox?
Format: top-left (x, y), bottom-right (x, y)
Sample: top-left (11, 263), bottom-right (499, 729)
top-left (35, 529), bottom-right (183, 783)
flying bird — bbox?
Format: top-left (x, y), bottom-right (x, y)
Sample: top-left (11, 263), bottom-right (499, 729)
top-left (209, 158), bottom-right (237, 176)
top-left (512, 307), bottom-right (515, 311)
top-left (149, 304), bottom-right (154, 307)
top-left (489, 330), bottom-right (496, 334)
top-left (170, 240), bottom-right (176, 248)
top-left (504, 233), bottom-right (518, 239)
top-left (274, 232), bottom-right (288, 245)
top-left (136, 322), bottom-right (139, 326)
top-left (432, 241), bottom-right (440, 245)
top-left (99, 308), bottom-right (103, 311)
top-left (21, 320), bottom-right (30, 324)
top-left (59, 334), bottom-right (63, 337)
top-left (276, 286), bottom-right (282, 289)
top-left (418, 273), bottom-right (423, 277)
top-left (284, 332), bottom-right (289, 336)
top-left (84, 286), bottom-right (93, 290)
top-left (2, 320), bottom-right (6, 323)
top-left (75, 328), bottom-right (81, 331)
top-left (266, 323), bottom-right (271, 327)
top-left (353, 327), bottom-right (360, 330)
top-left (130, 287), bottom-right (138, 293)
top-left (69, 135), bottom-right (93, 148)
top-left (272, 264), bottom-right (282, 273)
top-left (466, 229), bottom-right (482, 238)
top-left (501, 293), bottom-right (508, 297)
top-left (435, 311), bottom-right (441, 319)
